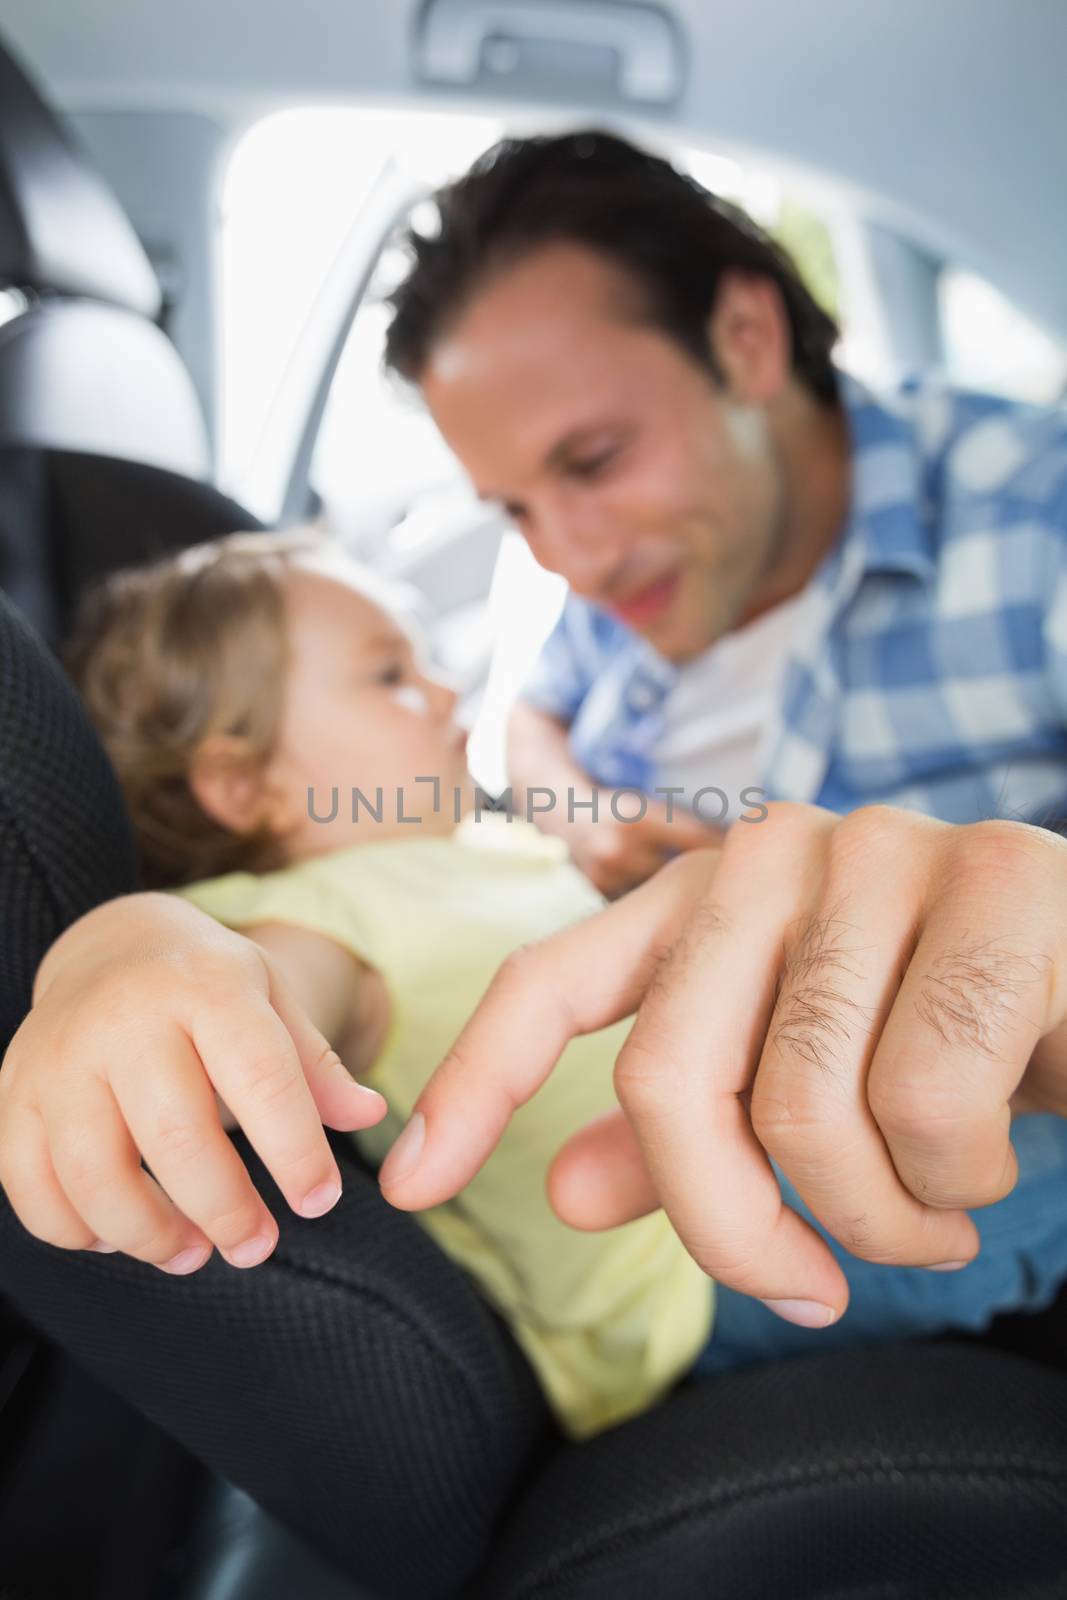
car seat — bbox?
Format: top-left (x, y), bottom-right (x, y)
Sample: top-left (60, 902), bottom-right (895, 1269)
top-left (4, 32), bottom-right (1067, 1600)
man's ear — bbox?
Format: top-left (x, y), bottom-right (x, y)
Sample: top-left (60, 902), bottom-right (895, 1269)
top-left (706, 271), bottom-right (792, 406)
top-left (188, 734), bottom-right (275, 837)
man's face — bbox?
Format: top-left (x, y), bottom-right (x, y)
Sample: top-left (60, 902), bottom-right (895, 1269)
top-left (419, 244), bottom-right (787, 662)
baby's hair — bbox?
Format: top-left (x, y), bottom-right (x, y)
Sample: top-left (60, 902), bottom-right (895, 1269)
top-left (65, 528), bottom-right (331, 889)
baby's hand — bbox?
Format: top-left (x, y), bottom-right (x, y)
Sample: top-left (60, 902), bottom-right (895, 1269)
top-left (0, 893), bottom-right (386, 1273)
top-left (568, 796), bottom-right (723, 899)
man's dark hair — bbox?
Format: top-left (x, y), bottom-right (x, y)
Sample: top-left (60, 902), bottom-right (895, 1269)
top-left (384, 128), bottom-right (840, 404)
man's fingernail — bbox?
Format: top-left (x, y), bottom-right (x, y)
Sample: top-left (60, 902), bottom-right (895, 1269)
top-left (927, 1259), bottom-right (970, 1272)
top-left (160, 1245), bottom-right (211, 1275)
top-left (300, 1179), bottom-right (342, 1218)
top-left (224, 1232), bottom-right (276, 1269)
top-left (89, 1240), bottom-right (118, 1253)
top-left (760, 1297), bottom-right (838, 1329)
top-left (379, 1111), bottom-right (425, 1188)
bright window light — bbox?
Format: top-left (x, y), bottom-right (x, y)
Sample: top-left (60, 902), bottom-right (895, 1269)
top-left (940, 268), bottom-right (1067, 404)
top-left (218, 107), bottom-right (502, 491)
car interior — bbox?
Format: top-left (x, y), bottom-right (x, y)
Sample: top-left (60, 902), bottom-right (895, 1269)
top-left (1, 2), bottom-right (1066, 1596)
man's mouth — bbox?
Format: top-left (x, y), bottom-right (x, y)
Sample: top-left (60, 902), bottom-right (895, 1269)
top-left (608, 571), bottom-right (680, 628)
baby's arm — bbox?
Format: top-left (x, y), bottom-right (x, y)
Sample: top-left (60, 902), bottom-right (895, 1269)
top-left (0, 893), bottom-right (387, 1275)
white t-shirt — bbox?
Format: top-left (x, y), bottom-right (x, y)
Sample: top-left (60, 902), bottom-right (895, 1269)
top-left (655, 587), bottom-right (813, 823)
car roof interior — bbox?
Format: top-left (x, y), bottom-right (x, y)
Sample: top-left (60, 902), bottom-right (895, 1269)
top-left (1, 0), bottom-right (1064, 447)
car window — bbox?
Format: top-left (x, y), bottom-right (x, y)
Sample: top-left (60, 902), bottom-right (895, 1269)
top-left (939, 266), bottom-right (1067, 404)
top-left (217, 107), bottom-right (504, 495)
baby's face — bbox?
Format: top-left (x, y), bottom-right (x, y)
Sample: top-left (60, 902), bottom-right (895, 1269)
top-left (265, 558), bottom-right (475, 859)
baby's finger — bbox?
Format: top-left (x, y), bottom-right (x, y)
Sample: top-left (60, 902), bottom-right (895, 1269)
top-left (0, 1102), bottom-right (100, 1250)
top-left (266, 965), bottom-right (387, 1131)
top-left (47, 1078), bottom-right (213, 1273)
top-left (648, 805), bottom-right (723, 851)
top-left (115, 1029), bottom-right (281, 1270)
top-left (191, 991), bottom-right (345, 1221)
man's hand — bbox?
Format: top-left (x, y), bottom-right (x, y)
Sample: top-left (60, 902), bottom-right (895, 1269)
top-left (380, 803), bottom-right (1067, 1327)
top-left (0, 894), bottom-right (386, 1272)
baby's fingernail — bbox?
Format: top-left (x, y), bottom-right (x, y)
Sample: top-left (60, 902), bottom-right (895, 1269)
top-left (350, 1083), bottom-right (387, 1113)
top-left (224, 1232), bottom-right (275, 1269)
top-left (379, 1111), bottom-right (425, 1188)
top-left (760, 1297), bottom-right (838, 1329)
top-left (927, 1259), bottom-right (970, 1272)
top-left (350, 1078), bottom-right (385, 1100)
top-left (160, 1244), bottom-right (211, 1275)
top-left (300, 1179), bottom-right (342, 1218)
top-left (333, 1057), bottom-right (382, 1095)
top-left (89, 1240), bottom-right (118, 1253)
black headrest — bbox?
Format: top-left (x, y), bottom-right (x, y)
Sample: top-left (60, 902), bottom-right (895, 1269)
top-left (0, 449), bottom-right (266, 650)
top-left (0, 38), bottom-right (160, 317)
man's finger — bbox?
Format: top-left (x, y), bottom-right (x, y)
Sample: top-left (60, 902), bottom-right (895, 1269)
top-left (870, 824), bottom-right (1065, 1210)
top-left (1018, 1016), bottom-right (1067, 1117)
top-left (548, 1107), bottom-right (659, 1228)
top-left (645, 805), bottom-right (724, 852)
top-left (609, 807), bottom-right (851, 1316)
top-left (379, 849), bottom-right (721, 1208)
top-left (750, 811), bottom-right (980, 1267)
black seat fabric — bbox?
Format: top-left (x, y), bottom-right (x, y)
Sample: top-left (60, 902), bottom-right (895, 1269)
top-left (0, 1321), bottom-right (206, 1600)
top-left (478, 1343), bottom-right (1067, 1599)
top-left (0, 1140), bottom-right (551, 1599)
top-left (0, 586), bottom-right (137, 1047)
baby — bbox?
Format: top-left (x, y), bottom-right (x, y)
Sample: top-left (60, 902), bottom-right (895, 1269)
top-left (57, 529), bottom-right (716, 1440)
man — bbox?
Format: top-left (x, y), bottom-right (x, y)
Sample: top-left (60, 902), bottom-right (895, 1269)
top-left (384, 131), bottom-right (1067, 898)
top-left (378, 129), bottom-right (1067, 1338)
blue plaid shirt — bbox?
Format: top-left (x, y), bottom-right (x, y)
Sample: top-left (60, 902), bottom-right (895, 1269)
top-left (521, 374), bottom-right (1067, 828)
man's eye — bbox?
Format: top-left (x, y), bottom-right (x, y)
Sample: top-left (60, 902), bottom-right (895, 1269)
top-left (378, 662), bottom-right (405, 686)
top-left (570, 447), bottom-right (617, 480)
